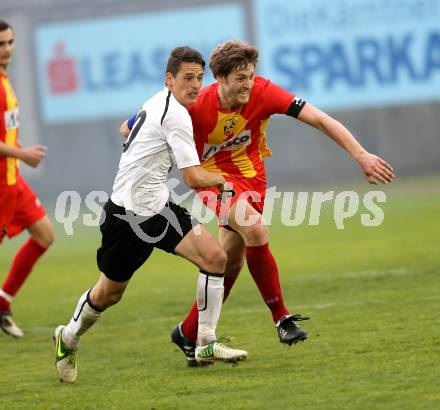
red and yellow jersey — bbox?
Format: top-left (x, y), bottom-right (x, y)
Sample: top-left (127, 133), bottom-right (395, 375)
top-left (188, 76), bottom-right (294, 181)
top-left (0, 72), bottom-right (20, 186)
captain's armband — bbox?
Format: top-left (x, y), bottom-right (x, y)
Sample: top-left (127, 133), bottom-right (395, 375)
top-left (285, 97), bottom-right (306, 118)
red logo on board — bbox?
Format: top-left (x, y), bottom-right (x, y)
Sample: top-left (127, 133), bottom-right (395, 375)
top-left (47, 43), bottom-right (79, 94)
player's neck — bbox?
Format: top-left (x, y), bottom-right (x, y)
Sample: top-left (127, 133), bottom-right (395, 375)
top-left (0, 66), bottom-right (7, 75)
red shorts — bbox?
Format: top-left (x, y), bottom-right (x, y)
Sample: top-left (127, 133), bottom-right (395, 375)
top-left (196, 174), bottom-right (266, 229)
top-left (0, 176), bottom-right (46, 243)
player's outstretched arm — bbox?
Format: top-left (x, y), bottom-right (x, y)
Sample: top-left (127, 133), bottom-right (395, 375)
top-left (180, 165), bottom-right (226, 191)
top-left (0, 141), bottom-right (46, 168)
top-left (297, 103), bottom-right (395, 184)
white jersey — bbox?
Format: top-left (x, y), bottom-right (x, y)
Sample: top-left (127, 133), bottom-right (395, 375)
top-left (111, 88), bottom-right (200, 216)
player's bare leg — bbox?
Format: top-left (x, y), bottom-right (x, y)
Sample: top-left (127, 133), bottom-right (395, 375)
top-left (174, 224), bottom-right (227, 275)
top-left (0, 216), bottom-right (54, 338)
top-left (28, 215), bottom-right (55, 248)
top-left (54, 274), bottom-right (128, 383)
top-left (173, 224), bottom-right (247, 364)
top-left (219, 227), bottom-right (246, 301)
top-left (227, 199), bottom-right (309, 345)
top-left (172, 227), bottom-right (246, 365)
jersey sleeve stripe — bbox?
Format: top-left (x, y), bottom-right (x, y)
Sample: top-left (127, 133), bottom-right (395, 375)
top-left (160, 90), bottom-right (172, 125)
top-left (0, 77), bottom-right (18, 186)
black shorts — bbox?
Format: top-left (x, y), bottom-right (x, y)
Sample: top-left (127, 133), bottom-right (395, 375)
top-left (97, 200), bottom-right (198, 282)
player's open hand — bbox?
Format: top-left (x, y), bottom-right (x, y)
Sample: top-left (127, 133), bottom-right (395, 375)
top-left (20, 145), bottom-right (47, 168)
top-left (356, 151), bottom-right (395, 184)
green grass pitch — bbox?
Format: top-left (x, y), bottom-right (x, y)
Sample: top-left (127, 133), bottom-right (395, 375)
top-left (1, 177), bottom-right (439, 409)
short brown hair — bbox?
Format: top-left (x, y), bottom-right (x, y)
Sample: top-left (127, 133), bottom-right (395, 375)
top-left (0, 20), bottom-right (12, 32)
top-left (166, 46), bottom-right (205, 77)
top-left (209, 40), bottom-right (259, 78)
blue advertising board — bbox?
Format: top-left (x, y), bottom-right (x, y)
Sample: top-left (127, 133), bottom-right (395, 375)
top-left (254, 0), bottom-right (440, 110)
top-left (35, 4), bottom-right (245, 123)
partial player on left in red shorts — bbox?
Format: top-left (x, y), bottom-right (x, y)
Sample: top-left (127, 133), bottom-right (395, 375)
top-left (0, 20), bottom-right (54, 338)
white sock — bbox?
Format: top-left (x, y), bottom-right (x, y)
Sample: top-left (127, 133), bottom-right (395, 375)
top-left (0, 289), bottom-right (13, 304)
top-left (62, 289), bottom-right (103, 350)
top-left (196, 271), bottom-right (224, 346)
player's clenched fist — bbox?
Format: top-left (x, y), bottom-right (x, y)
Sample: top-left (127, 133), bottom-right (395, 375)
top-left (20, 145), bottom-right (47, 168)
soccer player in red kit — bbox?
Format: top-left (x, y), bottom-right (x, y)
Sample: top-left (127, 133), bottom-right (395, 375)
top-left (122, 40), bottom-right (394, 366)
top-left (0, 20), bottom-right (54, 337)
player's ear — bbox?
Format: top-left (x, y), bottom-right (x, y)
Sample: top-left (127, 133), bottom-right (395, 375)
top-left (165, 72), bottom-right (174, 88)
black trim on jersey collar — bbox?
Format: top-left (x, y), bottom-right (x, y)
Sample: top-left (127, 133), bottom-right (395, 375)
top-left (161, 90), bottom-right (171, 125)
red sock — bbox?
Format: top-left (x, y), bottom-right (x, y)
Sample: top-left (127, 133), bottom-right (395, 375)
top-left (246, 243), bottom-right (289, 322)
top-left (0, 238), bottom-right (47, 312)
top-left (181, 274), bottom-right (238, 342)
top-left (181, 303), bottom-right (198, 343)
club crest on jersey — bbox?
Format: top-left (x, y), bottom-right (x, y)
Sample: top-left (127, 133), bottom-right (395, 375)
top-left (224, 117), bottom-right (237, 137)
top-left (4, 108), bottom-right (20, 130)
top-left (202, 130), bottom-right (251, 161)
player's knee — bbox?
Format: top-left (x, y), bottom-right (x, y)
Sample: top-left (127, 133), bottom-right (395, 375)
top-left (243, 221), bottom-right (268, 246)
top-left (41, 230), bottom-right (55, 248)
top-left (203, 247), bottom-right (227, 273)
top-left (31, 227), bottom-right (55, 248)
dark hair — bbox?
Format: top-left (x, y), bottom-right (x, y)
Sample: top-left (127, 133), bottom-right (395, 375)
top-left (166, 46), bottom-right (205, 77)
top-left (209, 40), bottom-right (259, 78)
top-left (0, 20), bottom-right (12, 31)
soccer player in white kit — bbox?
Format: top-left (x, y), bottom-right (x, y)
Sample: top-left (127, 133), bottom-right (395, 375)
top-left (54, 47), bottom-right (247, 383)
